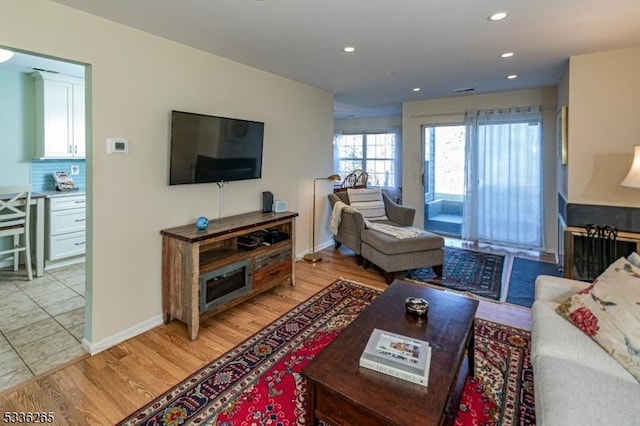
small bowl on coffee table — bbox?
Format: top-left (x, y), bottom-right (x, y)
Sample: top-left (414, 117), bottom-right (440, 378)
top-left (405, 296), bottom-right (429, 317)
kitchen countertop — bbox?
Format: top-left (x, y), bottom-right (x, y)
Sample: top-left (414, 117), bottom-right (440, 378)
top-left (39, 189), bottom-right (86, 198)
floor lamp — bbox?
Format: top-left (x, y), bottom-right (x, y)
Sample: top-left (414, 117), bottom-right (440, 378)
top-left (304, 174), bottom-right (342, 263)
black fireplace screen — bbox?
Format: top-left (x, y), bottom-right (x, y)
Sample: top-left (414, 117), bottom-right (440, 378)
top-left (572, 224), bottom-right (626, 281)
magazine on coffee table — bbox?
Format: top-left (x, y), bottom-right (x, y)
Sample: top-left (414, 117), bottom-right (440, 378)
top-left (359, 328), bottom-right (431, 387)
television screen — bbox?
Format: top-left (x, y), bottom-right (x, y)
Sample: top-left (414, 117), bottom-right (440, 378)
top-left (169, 110), bottom-right (264, 185)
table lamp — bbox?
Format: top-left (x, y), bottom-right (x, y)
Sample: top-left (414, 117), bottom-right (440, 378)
top-left (621, 145), bottom-right (640, 188)
top-left (304, 174), bottom-right (342, 262)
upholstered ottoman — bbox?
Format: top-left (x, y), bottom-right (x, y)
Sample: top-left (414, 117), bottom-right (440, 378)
top-left (361, 229), bottom-right (444, 284)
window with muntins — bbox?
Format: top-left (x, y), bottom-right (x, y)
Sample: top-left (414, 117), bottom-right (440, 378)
top-left (335, 132), bottom-right (397, 188)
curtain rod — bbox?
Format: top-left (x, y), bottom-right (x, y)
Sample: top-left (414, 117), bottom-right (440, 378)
top-left (340, 127), bottom-right (400, 134)
top-left (409, 104), bottom-right (556, 119)
top-left (409, 111), bottom-right (465, 119)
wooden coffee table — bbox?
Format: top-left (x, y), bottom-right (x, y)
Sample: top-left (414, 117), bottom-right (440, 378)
top-left (302, 280), bottom-right (479, 426)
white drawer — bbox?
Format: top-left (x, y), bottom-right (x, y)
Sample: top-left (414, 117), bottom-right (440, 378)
top-left (48, 231), bottom-right (86, 260)
top-left (50, 208), bottom-right (86, 235)
top-left (50, 195), bottom-right (86, 211)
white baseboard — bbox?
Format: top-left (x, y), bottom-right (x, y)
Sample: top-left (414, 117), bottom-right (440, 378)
top-left (44, 256), bottom-right (85, 271)
top-left (84, 239), bottom-right (337, 354)
top-left (83, 314), bottom-right (164, 355)
top-left (316, 240), bottom-right (334, 251)
top-left (296, 239), bottom-right (334, 260)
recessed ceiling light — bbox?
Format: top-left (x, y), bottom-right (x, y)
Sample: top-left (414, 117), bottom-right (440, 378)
top-left (0, 48), bottom-right (15, 64)
top-left (385, 72), bottom-right (397, 76)
top-left (501, 52), bottom-right (514, 58)
top-left (488, 11), bottom-right (508, 21)
top-left (343, 46), bottom-right (355, 53)
top-left (507, 74), bottom-right (518, 80)
top-left (412, 87), bottom-right (421, 92)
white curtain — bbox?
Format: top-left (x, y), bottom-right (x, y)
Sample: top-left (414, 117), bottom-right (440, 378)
top-left (333, 129), bottom-right (343, 175)
top-left (461, 107), bottom-right (544, 249)
top-left (388, 126), bottom-right (402, 192)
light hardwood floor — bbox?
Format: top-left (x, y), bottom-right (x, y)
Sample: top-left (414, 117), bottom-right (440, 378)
top-left (0, 244), bottom-right (541, 424)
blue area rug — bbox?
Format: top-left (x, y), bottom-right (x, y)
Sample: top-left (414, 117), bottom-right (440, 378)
top-left (405, 247), bottom-right (505, 300)
top-left (506, 258), bottom-right (562, 307)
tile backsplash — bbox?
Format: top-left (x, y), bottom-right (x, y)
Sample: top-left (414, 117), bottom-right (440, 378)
top-left (30, 159), bottom-right (86, 192)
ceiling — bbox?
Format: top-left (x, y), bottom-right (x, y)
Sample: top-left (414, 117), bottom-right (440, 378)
top-left (12, 1), bottom-right (640, 118)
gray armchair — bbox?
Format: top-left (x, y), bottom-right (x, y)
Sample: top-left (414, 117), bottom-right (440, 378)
top-left (328, 191), bottom-right (415, 265)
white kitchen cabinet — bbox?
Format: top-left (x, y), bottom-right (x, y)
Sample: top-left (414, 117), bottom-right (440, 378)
top-left (49, 231), bottom-right (86, 260)
top-left (32, 71), bottom-right (85, 158)
top-left (46, 194), bottom-right (86, 261)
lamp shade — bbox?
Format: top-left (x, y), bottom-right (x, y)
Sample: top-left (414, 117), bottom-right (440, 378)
top-left (621, 146), bottom-right (640, 189)
top-left (0, 49), bottom-right (14, 64)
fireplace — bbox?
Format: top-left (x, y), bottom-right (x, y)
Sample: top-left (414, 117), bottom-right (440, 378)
top-left (558, 194), bottom-right (640, 281)
top-left (564, 225), bottom-right (640, 281)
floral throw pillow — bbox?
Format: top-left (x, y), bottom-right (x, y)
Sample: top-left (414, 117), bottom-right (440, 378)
top-left (556, 257), bottom-right (640, 383)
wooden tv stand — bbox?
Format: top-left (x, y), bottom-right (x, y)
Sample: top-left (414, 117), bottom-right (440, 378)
top-left (161, 210), bottom-right (298, 340)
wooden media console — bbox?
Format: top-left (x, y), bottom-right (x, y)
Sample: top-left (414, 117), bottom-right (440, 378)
top-left (161, 210), bottom-right (298, 340)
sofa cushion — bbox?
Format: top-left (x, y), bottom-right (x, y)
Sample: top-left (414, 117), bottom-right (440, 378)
top-left (628, 251), bottom-right (640, 268)
top-left (361, 228), bottom-right (444, 255)
top-left (347, 188), bottom-right (388, 221)
top-left (556, 257), bottom-right (640, 383)
top-left (533, 354), bottom-right (640, 426)
top-left (534, 275), bottom-right (591, 303)
top-left (532, 300), bottom-right (636, 383)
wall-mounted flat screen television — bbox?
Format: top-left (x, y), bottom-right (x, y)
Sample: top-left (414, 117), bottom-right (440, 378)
top-left (169, 110), bottom-right (264, 185)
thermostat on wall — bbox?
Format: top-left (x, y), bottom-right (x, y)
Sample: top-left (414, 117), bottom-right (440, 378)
top-left (107, 138), bottom-right (129, 154)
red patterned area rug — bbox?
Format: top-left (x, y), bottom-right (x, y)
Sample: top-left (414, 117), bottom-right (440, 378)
top-left (118, 279), bottom-right (534, 426)
top-left (455, 319), bottom-right (535, 426)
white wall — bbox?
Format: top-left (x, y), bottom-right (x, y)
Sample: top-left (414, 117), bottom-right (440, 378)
top-left (567, 47), bottom-right (640, 207)
top-left (1, 0), bottom-right (334, 350)
top-left (0, 69), bottom-right (34, 184)
top-left (0, 69), bottom-right (34, 256)
top-left (402, 87), bottom-right (559, 252)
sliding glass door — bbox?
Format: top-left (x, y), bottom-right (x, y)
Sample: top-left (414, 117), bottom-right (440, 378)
top-left (422, 108), bottom-right (544, 249)
top-left (423, 125), bottom-right (465, 237)
top-left (462, 108), bottom-right (543, 249)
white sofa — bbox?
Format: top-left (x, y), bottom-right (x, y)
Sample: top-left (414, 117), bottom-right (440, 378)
top-left (531, 275), bottom-right (640, 425)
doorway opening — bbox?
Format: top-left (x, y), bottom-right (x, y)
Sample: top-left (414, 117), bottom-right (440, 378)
top-left (0, 46), bottom-right (90, 392)
top-left (423, 125), bottom-right (465, 237)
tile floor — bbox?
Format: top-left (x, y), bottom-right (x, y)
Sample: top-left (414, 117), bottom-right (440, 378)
top-left (0, 263), bottom-right (86, 393)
